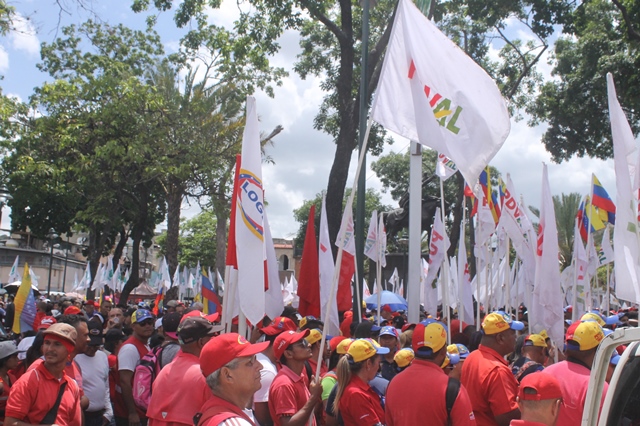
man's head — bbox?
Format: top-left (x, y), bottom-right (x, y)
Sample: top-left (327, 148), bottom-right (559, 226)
top-left (522, 334), bottom-right (549, 365)
top-left (518, 373), bottom-right (563, 426)
top-left (38, 316), bottom-right (57, 331)
top-left (161, 312), bottom-right (183, 341)
top-left (378, 326), bottom-right (400, 355)
top-left (58, 314), bottom-right (90, 356)
top-left (177, 316), bottom-right (222, 355)
top-left (481, 311), bottom-right (524, 356)
top-left (84, 300), bottom-right (97, 316)
top-left (200, 333), bottom-right (268, 405)
top-left (42, 323), bottom-right (77, 366)
top-left (564, 320), bottom-right (604, 365)
top-left (299, 316), bottom-right (323, 331)
top-left (274, 330), bottom-right (312, 366)
top-left (260, 316), bottom-right (297, 338)
top-left (130, 309), bottom-right (156, 340)
top-left (412, 319), bottom-right (448, 365)
top-left (165, 300), bottom-right (177, 314)
top-left (381, 304), bottom-right (393, 320)
top-left (84, 321), bottom-right (104, 357)
top-left (108, 307), bottom-right (124, 329)
top-left (100, 298), bottom-right (112, 317)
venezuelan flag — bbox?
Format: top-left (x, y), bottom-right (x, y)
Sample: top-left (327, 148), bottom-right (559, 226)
top-left (591, 175), bottom-right (616, 224)
top-left (576, 196), bottom-right (605, 242)
top-left (201, 269), bottom-right (221, 315)
top-left (12, 263), bottom-right (37, 334)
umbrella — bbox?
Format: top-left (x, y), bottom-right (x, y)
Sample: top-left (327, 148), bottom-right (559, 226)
top-left (3, 281), bottom-right (41, 296)
top-left (365, 290), bottom-right (408, 312)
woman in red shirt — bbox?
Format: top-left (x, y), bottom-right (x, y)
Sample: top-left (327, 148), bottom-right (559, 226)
top-left (333, 338), bottom-right (389, 426)
top-left (0, 342), bottom-right (21, 424)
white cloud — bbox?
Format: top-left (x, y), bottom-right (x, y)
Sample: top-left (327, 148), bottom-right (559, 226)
top-left (0, 45), bottom-right (8, 73)
top-left (9, 13), bottom-right (40, 57)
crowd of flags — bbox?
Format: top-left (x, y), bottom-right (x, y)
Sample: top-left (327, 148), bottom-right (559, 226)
top-left (7, 0), bottom-right (640, 350)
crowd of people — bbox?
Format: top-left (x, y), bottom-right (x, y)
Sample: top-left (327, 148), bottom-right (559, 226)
top-left (0, 294), bottom-right (634, 426)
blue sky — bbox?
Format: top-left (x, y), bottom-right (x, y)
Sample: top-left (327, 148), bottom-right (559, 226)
top-left (0, 0), bottom-right (617, 238)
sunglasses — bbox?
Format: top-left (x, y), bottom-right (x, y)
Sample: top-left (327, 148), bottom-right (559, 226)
top-left (137, 319), bottom-right (154, 326)
top-left (289, 339), bottom-right (310, 350)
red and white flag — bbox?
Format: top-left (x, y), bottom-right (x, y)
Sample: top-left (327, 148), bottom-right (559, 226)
top-left (335, 199), bottom-right (355, 312)
top-left (298, 205), bottom-right (320, 318)
top-left (371, 0), bottom-right (510, 186)
top-left (234, 96), bottom-right (265, 326)
top-left (572, 216), bottom-right (589, 316)
top-left (531, 164), bottom-right (563, 346)
top-left (364, 211), bottom-right (379, 263)
top-left (458, 221), bottom-right (474, 324)
top-left (608, 73), bottom-right (640, 304)
top-left (319, 195), bottom-right (340, 335)
top-left (424, 208), bottom-right (450, 297)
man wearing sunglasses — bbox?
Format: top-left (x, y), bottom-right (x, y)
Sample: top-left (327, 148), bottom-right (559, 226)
top-left (115, 309), bottom-right (155, 426)
top-left (510, 334), bottom-right (548, 383)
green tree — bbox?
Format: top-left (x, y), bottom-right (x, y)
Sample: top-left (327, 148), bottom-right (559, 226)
top-left (132, 0), bottom-right (567, 249)
top-left (528, 0), bottom-right (640, 161)
top-left (156, 210), bottom-right (218, 269)
top-left (553, 192), bottom-right (582, 269)
top-left (292, 188), bottom-right (391, 252)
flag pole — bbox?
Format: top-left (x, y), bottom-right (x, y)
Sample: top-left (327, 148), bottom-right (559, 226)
top-left (475, 217), bottom-right (482, 331)
top-left (438, 177), bottom-right (451, 343)
top-left (459, 200), bottom-right (466, 334)
top-left (377, 213), bottom-right (383, 325)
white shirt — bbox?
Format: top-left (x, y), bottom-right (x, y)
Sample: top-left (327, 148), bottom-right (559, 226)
top-left (75, 350), bottom-right (114, 421)
top-left (253, 352), bottom-right (277, 404)
top-left (118, 341), bottom-right (149, 372)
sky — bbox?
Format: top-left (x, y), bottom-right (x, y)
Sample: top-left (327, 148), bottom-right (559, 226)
top-left (0, 0), bottom-right (619, 240)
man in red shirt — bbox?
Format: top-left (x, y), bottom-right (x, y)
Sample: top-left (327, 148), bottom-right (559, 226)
top-left (386, 319), bottom-right (476, 426)
top-left (268, 330), bottom-right (322, 426)
top-left (510, 373), bottom-right (562, 426)
top-left (5, 323), bottom-right (83, 426)
top-left (461, 311), bottom-right (523, 426)
top-left (196, 332), bottom-right (269, 425)
top-left (116, 309), bottom-right (154, 426)
top-left (147, 315), bottom-right (222, 426)
top-left (541, 320), bottom-right (607, 426)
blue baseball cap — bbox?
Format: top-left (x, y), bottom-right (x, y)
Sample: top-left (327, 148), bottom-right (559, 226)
top-left (379, 326), bottom-right (399, 339)
top-left (131, 309), bottom-right (154, 324)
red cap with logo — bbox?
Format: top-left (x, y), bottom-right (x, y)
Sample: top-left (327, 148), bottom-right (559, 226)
top-left (200, 333), bottom-right (269, 377)
top-left (518, 372), bottom-right (563, 401)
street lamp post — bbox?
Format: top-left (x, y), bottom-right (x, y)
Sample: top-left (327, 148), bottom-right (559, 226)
top-left (62, 236), bottom-right (69, 292)
top-left (0, 186), bottom-right (13, 232)
top-left (46, 228), bottom-right (59, 295)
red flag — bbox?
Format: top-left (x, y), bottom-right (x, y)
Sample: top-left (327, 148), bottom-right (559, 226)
top-left (337, 252), bottom-right (355, 312)
top-left (225, 155), bottom-right (241, 268)
top-left (297, 206), bottom-right (321, 317)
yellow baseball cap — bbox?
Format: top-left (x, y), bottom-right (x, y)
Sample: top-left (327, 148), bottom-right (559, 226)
top-left (305, 328), bottom-right (323, 345)
top-left (348, 338), bottom-right (389, 363)
top-left (482, 311), bottom-right (524, 335)
top-left (394, 348), bottom-right (415, 368)
top-left (412, 319), bottom-right (447, 353)
top-left (447, 343), bottom-right (470, 359)
top-left (336, 338), bottom-right (354, 355)
top-left (565, 321), bottom-right (604, 351)
top-left (524, 334), bottom-right (547, 348)
top-left (580, 312), bottom-right (606, 327)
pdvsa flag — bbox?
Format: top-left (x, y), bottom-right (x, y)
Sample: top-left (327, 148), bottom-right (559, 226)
top-left (234, 96), bottom-right (265, 326)
top-left (371, 0), bottom-right (510, 186)
top-left (201, 270), bottom-right (222, 314)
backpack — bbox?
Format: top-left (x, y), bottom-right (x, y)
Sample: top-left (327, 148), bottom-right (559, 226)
top-left (445, 377), bottom-right (461, 426)
top-left (132, 342), bottom-right (177, 411)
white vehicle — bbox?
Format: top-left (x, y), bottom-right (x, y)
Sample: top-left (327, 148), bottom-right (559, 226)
top-left (583, 326), bottom-right (640, 425)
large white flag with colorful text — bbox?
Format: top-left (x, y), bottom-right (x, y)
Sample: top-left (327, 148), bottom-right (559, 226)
top-left (372, 0), bottom-right (510, 186)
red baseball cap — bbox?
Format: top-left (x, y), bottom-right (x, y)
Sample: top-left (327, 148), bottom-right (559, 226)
top-left (84, 300), bottom-right (98, 308)
top-left (273, 330), bottom-right (310, 360)
top-left (200, 333), bottom-right (269, 377)
top-left (38, 316), bottom-right (57, 330)
top-left (63, 306), bottom-right (82, 315)
top-left (261, 316), bottom-right (297, 336)
top-left (518, 372), bottom-right (563, 401)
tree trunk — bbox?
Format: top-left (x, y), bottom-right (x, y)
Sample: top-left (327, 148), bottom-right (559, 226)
top-left (112, 226), bottom-right (129, 269)
top-left (120, 222), bottom-right (143, 304)
top-left (86, 222), bottom-right (111, 300)
top-left (165, 179), bottom-right (184, 278)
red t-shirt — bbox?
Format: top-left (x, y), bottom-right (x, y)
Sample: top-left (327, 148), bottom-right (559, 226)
top-left (338, 375), bottom-right (385, 426)
top-left (147, 350), bottom-right (212, 426)
top-left (268, 365), bottom-right (316, 426)
top-left (386, 358), bottom-right (476, 426)
top-left (542, 360), bottom-right (608, 426)
top-left (460, 345), bottom-right (519, 426)
top-left (5, 359), bottom-right (82, 425)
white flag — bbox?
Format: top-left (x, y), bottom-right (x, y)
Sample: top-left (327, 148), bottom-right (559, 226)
top-left (336, 197), bottom-right (356, 255)
top-left (8, 255), bottom-right (20, 284)
top-left (91, 263), bottom-right (104, 291)
top-left (458, 221), bottom-right (475, 324)
top-left (420, 258), bottom-right (436, 316)
top-left (319, 196), bottom-right (340, 335)
top-left (573, 218), bottom-right (590, 316)
top-left (160, 257), bottom-right (171, 290)
top-left (216, 269), bottom-right (225, 297)
top-left (371, 0), bottom-right (510, 186)
top-left (608, 73), bottom-right (640, 304)
top-left (424, 208), bottom-right (451, 292)
top-left (263, 209), bottom-right (285, 320)
top-left (363, 279), bottom-right (372, 298)
top-left (78, 262), bottom-right (91, 291)
top-left (364, 211), bottom-right (379, 262)
top-left (499, 175), bottom-right (536, 267)
top-left (389, 268), bottom-right (400, 293)
top-left (531, 163), bottom-right (563, 346)
top-left (172, 265), bottom-right (181, 290)
top-left (436, 152), bottom-right (458, 181)
top-left (112, 262), bottom-right (121, 292)
top-left (378, 213), bottom-right (387, 268)
top-left (599, 226), bottom-right (614, 265)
